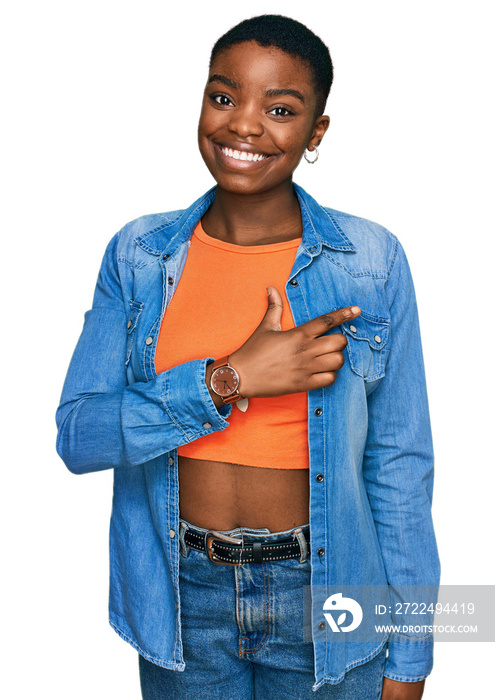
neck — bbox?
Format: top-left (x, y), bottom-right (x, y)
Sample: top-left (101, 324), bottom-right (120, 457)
top-left (201, 178), bottom-right (303, 246)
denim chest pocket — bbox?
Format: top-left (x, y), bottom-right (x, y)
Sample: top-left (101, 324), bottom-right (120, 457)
top-left (125, 300), bottom-right (144, 367)
top-left (340, 312), bottom-right (390, 381)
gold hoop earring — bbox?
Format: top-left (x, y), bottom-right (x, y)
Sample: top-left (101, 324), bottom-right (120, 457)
top-left (304, 147), bottom-right (319, 164)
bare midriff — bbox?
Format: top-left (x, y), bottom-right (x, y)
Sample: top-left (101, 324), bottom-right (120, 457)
top-left (178, 455), bottom-right (310, 532)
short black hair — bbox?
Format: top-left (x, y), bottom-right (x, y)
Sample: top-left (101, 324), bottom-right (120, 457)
top-left (210, 15), bottom-right (333, 117)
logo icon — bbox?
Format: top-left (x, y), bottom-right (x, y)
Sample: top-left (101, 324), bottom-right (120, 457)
top-left (323, 593), bottom-right (363, 632)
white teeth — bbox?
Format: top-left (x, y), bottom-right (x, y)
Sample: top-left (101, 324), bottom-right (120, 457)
top-left (221, 146), bottom-right (267, 162)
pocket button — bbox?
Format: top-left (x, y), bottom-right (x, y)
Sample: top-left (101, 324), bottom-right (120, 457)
top-left (374, 335), bottom-right (382, 343)
top-left (349, 325), bottom-right (357, 333)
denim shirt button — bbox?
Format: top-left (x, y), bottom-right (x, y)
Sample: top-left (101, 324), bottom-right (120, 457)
top-left (145, 336), bottom-right (153, 345)
top-left (127, 320), bottom-right (132, 329)
top-left (162, 254), bottom-right (170, 260)
top-left (202, 422), bottom-right (212, 430)
top-left (289, 279), bottom-right (298, 287)
top-left (318, 621), bottom-right (326, 631)
top-left (169, 529), bottom-right (176, 538)
top-left (168, 457), bottom-right (174, 466)
top-left (317, 547), bottom-right (325, 557)
top-left (374, 335), bottom-right (382, 343)
top-left (168, 277), bottom-right (174, 285)
top-left (349, 324), bottom-right (357, 333)
top-left (316, 473), bottom-right (324, 482)
top-left (314, 407), bottom-right (323, 417)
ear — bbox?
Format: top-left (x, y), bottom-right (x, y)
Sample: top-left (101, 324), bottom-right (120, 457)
top-left (308, 115), bottom-right (330, 151)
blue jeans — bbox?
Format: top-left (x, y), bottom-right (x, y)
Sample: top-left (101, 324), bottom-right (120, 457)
top-left (138, 519), bottom-right (387, 699)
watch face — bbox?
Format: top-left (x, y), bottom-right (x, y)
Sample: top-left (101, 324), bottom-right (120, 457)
top-left (211, 366), bottom-right (239, 397)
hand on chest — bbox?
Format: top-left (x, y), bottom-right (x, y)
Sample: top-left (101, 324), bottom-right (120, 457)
top-left (155, 222), bottom-right (301, 371)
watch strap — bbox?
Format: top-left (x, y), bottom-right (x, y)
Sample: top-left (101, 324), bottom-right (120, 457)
top-left (211, 355), bottom-right (231, 371)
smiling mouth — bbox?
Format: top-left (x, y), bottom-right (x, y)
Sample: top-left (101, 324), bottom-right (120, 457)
top-left (219, 145), bottom-right (270, 162)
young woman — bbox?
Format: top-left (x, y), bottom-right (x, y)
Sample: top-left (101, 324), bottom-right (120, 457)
top-left (56, 15), bottom-right (440, 700)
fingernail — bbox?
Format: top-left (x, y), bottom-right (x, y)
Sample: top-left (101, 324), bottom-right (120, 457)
top-left (267, 287), bottom-right (272, 296)
top-left (351, 306), bottom-right (360, 314)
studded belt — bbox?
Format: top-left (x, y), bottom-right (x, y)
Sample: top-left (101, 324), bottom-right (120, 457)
top-left (184, 526), bottom-right (310, 565)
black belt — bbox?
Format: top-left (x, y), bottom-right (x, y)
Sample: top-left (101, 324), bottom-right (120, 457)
top-left (184, 526), bottom-right (310, 565)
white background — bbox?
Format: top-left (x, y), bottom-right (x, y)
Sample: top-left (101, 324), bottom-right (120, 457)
top-left (2, 1), bottom-right (494, 697)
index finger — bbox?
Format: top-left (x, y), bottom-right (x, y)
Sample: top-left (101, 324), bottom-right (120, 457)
top-left (301, 306), bottom-right (361, 338)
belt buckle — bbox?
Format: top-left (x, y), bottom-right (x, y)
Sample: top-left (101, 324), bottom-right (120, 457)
top-left (204, 530), bottom-right (243, 565)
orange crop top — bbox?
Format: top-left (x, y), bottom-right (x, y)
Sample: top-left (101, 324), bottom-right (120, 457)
top-left (154, 220), bottom-right (309, 469)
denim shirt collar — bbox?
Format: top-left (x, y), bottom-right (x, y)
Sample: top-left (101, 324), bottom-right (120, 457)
top-left (134, 182), bottom-right (357, 257)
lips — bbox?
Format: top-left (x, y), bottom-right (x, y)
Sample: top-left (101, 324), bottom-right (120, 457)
top-left (220, 146), bottom-right (268, 162)
top-left (214, 142), bottom-right (273, 168)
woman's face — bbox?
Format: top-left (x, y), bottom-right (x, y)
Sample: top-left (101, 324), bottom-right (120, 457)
top-left (198, 41), bottom-right (330, 196)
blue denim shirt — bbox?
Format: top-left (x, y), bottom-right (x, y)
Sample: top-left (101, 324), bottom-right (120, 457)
top-left (56, 183), bottom-right (440, 690)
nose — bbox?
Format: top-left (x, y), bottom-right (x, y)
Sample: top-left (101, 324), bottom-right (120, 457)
top-left (227, 101), bottom-right (264, 138)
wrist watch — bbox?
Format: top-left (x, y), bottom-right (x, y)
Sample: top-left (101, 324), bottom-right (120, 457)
top-left (209, 355), bottom-right (243, 404)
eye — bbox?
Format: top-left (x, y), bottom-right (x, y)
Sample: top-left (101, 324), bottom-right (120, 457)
top-left (268, 106), bottom-right (295, 117)
top-left (210, 93), bottom-right (234, 107)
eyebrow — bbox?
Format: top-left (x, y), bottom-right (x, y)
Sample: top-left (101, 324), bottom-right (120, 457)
top-left (264, 88), bottom-right (305, 104)
top-left (207, 74), bottom-right (241, 90)
top-left (207, 75), bottom-right (305, 104)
